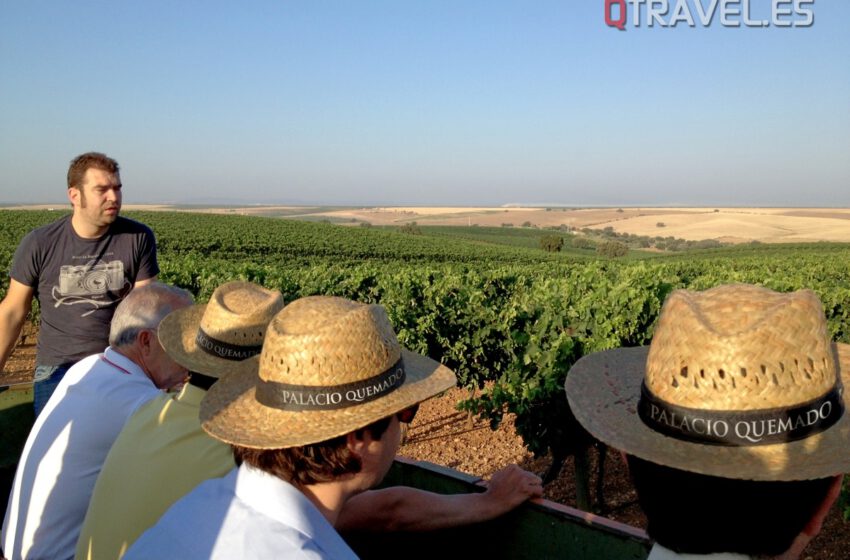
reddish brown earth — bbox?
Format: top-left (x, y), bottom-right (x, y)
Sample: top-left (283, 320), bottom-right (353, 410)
top-left (3, 327), bottom-right (848, 558)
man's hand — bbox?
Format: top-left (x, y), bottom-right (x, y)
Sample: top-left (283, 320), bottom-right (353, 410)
top-left (0, 280), bottom-right (34, 373)
top-left (478, 465), bottom-right (544, 516)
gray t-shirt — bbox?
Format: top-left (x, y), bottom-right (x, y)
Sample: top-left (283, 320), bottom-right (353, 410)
top-left (10, 215), bottom-right (159, 366)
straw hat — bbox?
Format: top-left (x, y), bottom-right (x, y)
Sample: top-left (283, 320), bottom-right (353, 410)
top-left (158, 281), bottom-right (284, 378)
top-left (565, 284), bottom-right (850, 481)
top-left (200, 295), bottom-right (457, 449)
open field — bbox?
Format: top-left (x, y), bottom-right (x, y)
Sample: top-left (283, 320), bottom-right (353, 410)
top-left (100, 205), bottom-right (850, 244)
top-left (6, 204), bottom-right (850, 243)
top-left (316, 206), bottom-right (850, 244)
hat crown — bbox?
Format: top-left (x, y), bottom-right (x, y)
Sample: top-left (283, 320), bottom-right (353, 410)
top-left (646, 284), bottom-right (837, 411)
top-left (259, 296), bottom-right (401, 386)
top-left (199, 281), bottom-right (284, 346)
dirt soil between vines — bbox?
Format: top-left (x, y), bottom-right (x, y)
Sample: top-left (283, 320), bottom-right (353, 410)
top-left (3, 325), bottom-right (849, 559)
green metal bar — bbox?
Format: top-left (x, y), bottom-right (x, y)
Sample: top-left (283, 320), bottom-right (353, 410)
top-left (0, 383), bottom-right (34, 469)
top-left (344, 457), bottom-right (651, 560)
top-left (0, 383), bottom-right (35, 522)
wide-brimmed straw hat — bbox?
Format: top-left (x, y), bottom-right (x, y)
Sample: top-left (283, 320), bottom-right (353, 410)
top-left (565, 284), bottom-right (850, 481)
top-left (200, 295), bottom-right (457, 449)
top-left (158, 281), bottom-right (284, 378)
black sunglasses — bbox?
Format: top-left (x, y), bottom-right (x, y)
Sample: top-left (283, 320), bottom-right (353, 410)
top-left (396, 403), bottom-right (419, 424)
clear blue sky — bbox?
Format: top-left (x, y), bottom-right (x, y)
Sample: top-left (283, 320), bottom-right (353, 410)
top-left (1, 1), bottom-right (847, 206)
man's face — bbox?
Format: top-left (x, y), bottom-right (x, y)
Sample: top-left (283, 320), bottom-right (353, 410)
top-left (69, 167), bottom-right (122, 230)
top-left (362, 415), bottom-right (403, 489)
top-left (377, 416), bottom-right (402, 481)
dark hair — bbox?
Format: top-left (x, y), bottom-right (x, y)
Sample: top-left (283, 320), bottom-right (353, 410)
top-left (232, 416), bottom-right (393, 486)
top-left (627, 455), bottom-right (835, 556)
top-left (67, 152), bottom-right (119, 190)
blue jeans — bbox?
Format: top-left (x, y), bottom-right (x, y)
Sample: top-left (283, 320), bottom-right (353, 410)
top-left (33, 364), bottom-right (72, 417)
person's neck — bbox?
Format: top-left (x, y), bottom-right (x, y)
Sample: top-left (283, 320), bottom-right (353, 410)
top-left (71, 213), bottom-right (109, 239)
top-left (298, 478), bottom-right (361, 527)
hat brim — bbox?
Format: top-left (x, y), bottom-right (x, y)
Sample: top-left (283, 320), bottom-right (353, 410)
top-left (200, 349), bottom-right (457, 449)
top-left (158, 304), bottom-right (251, 379)
top-left (565, 344), bottom-right (850, 481)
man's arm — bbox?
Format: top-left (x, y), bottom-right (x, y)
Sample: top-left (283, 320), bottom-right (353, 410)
top-left (133, 276), bottom-right (158, 289)
top-left (0, 279), bottom-right (34, 372)
top-left (337, 464), bottom-right (543, 532)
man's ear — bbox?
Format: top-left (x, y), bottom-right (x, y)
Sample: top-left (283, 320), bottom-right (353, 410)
top-left (137, 329), bottom-right (154, 352)
top-left (68, 187), bottom-right (80, 208)
top-left (346, 430), bottom-right (369, 459)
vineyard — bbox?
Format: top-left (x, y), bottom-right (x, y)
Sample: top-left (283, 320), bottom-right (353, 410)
top-left (3, 209), bottom-right (850, 515)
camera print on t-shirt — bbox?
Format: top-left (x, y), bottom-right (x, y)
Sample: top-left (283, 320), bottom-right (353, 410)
top-left (52, 259), bottom-right (131, 317)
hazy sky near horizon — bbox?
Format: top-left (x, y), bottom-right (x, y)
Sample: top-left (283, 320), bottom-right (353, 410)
top-left (1, 1), bottom-right (848, 206)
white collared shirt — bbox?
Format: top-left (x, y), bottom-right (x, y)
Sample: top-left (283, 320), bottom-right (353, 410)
top-left (77, 383), bottom-right (234, 559)
top-left (125, 464), bottom-right (358, 559)
top-left (2, 347), bottom-right (162, 560)
top-left (648, 543), bottom-right (753, 560)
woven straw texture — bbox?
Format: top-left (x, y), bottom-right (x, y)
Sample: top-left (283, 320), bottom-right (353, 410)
top-left (566, 285), bottom-right (850, 481)
top-left (201, 296), bottom-right (457, 448)
top-left (158, 281), bottom-right (284, 378)
top-left (646, 285), bottom-right (834, 410)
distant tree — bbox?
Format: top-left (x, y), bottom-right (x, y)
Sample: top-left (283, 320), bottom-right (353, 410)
top-left (540, 234), bottom-right (564, 253)
top-left (603, 226), bottom-right (615, 235)
top-left (501, 223), bottom-right (513, 227)
top-left (616, 208), bottom-right (624, 213)
top-left (571, 236), bottom-right (595, 250)
top-left (597, 240), bottom-right (629, 258)
top-left (399, 222), bottom-right (422, 235)
top-left (359, 221), bottom-right (372, 228)
top-left (656, 222), bottom-right (666, 228)
top-left (522, 221), bottom-right (533, 228)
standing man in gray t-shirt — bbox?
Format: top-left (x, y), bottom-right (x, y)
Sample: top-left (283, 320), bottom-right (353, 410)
top-left (0, 152), bottom-right (159, 415)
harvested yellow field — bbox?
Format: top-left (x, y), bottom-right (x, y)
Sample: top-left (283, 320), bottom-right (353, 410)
top-left (9, 205), bottom-right (850, 244)
top-left (316, 207), bottom-right (850, 243)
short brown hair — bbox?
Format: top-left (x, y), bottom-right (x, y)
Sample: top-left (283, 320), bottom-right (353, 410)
top-left (67, 152), bottom-right (119, 190)
top-left (232, 417), bottom-right (392, 486)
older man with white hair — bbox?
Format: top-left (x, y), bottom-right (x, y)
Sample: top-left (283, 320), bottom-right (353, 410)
top-left (2, 282), bottom-right (192, 560)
